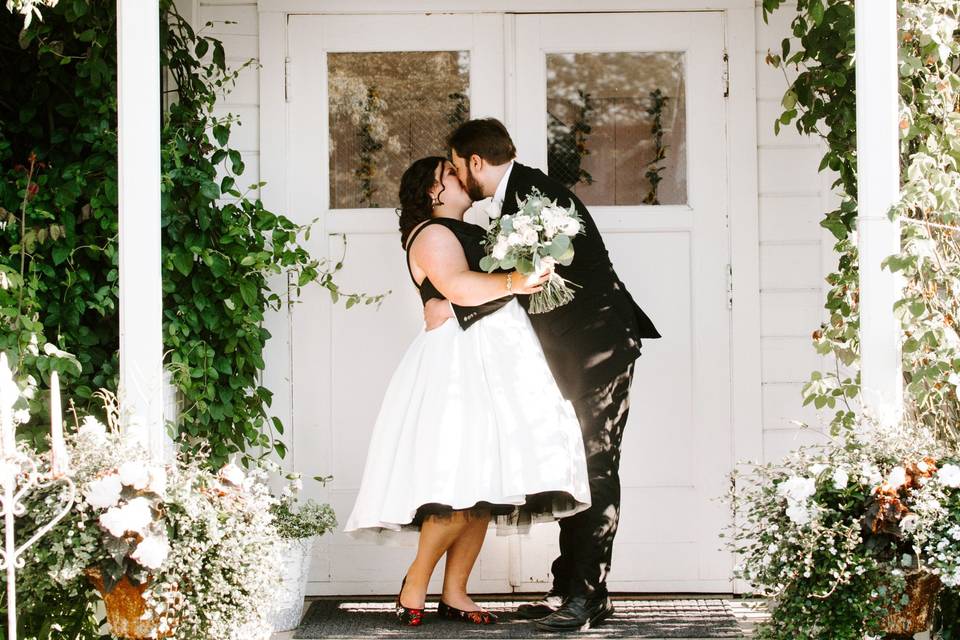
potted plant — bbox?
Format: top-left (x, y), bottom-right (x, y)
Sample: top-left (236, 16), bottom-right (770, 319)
top-left (268, 472), bottom-right (337, 632)
top-left (50, 390), bottom-right (284, 639)
top-left (727, 418), bottom-right (960, 640)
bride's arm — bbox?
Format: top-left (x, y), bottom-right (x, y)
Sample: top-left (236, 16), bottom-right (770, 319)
top-left (409, 224), bottom-right (545, 306)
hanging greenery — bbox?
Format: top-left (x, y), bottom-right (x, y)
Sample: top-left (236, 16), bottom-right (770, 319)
top-left (354, 85), bottom-right (386, 208)
top-left (0, 0), bottom-right (381, 474)
top-left (547, 89), bottom-right (595, 190)
top-left (762, 0), bottom-right (960, 634)
top-left (642, 88), bottom-right (669, 206)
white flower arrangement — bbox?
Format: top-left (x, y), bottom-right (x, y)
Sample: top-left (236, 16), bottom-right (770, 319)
top-left (37, 389), bottom-right (285, 639)
top-left (479, 187), bottom-right (584, 314)
top-left (727, 418), bottom-right (960, 637)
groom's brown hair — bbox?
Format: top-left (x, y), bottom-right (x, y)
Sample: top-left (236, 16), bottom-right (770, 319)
top-left (447, 118), bottom-right (517, 165)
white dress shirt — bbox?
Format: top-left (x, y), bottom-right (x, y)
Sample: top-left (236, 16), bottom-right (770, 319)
top-left (491, 160), bottom-right (515, 208)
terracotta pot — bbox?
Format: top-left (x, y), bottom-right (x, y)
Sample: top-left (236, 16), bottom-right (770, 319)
top-left (87, 569), bottom-right (173, 639)
top-left (881, 570), bottom-right (941, 640)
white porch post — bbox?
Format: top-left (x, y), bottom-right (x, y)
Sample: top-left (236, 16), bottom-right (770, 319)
top-left (117, 0), bottom-right (165, 458)
top-left (855, 0), bottom-right (903, 422)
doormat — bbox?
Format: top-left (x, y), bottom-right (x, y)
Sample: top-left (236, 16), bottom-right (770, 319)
top-left (294, 598), bottom-right (745, 639)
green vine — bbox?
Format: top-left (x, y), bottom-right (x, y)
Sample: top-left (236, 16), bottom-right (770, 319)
top-left (763, 0), bottom-right (960, 634)
top-left (643, 88), bottom-right (669, 206)
top-left (1, 0), bottom-right (383, 474)
top-left (355, 85), bottom-right (385, 208)
top-left (447, 90), bottom-right (469, 129)
top-left (547, 89), bottom-right (595, 190)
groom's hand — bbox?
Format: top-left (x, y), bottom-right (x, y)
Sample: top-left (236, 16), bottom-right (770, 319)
top-left (424, 298), bottom-right (454, 331)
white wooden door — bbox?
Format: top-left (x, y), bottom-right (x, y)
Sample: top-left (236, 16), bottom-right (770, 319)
top-left (511, 12), bottom-right (733, 592)
top-left (287, 11), bottom-right (733, 596)
top-left (285, 13), bottom-right (510, 596)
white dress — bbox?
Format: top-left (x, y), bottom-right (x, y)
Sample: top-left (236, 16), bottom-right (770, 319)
top-left (344, 246), bottom-right (591, 540)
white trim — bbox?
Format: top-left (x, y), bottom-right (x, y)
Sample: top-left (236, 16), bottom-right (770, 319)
top-left (259, 0), bottom-right (753, 12)
top-left (117, 0), bottom-right (165, 459)
top-left (258, 10), bottom-right (296, 471)
top-left (725, 6), bottom-right (762, 596)
top-left (855, 0), bottom-right (902, 421)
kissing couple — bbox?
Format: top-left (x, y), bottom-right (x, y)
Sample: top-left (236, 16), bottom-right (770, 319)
top-left (345, 118), bottom-right (660, 632)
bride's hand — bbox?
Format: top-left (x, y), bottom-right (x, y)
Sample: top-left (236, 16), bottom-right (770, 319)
top-left (511, 268), bottom-right (551, 295)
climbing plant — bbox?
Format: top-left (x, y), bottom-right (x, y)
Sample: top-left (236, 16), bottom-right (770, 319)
top-left (1, 0), bottom-right (382, 471)
top-left (763, 0), bottom-right (960, 634)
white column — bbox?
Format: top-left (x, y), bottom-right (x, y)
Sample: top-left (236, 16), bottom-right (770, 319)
top-left (855, 0), bottom-right (903, 423)
top-left (117, 0), bottom-right (165, 458)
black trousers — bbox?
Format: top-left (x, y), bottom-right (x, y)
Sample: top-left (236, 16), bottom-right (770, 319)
top-left (550, 362), bottom-right (635, 598)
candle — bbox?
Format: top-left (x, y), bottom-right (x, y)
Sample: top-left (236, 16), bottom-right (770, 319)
top-left (49, 371), bottom-right (69, 476)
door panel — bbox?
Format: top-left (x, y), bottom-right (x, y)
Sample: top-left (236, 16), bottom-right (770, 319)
top-left (288, 11), bottom-right (734, 595)
top-left (512, 12), bottom-right (733, 592)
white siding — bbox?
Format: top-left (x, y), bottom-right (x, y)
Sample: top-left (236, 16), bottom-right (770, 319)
top-left (197, 2), bottom-right (260, 196)
top-left (755, 1), bottom-right (834, 461)
top-left (192, 0), bottom-right (837, 484)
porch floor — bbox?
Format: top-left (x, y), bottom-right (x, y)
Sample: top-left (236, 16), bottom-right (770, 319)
top-left (273, 596), bottom-right (773, 639)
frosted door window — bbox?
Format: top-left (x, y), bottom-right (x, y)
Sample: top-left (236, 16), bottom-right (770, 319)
top-left (328, 51), bottom-right (470, 209)
top-left (546, 52), bottom-right (687, 206)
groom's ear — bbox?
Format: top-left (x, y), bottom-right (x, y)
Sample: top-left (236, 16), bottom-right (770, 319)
top-left (469, 154), bottom-right (484, 173)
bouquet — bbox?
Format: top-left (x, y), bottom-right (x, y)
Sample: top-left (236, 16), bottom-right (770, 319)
top-left (479, 187), bottom-right (584, 314)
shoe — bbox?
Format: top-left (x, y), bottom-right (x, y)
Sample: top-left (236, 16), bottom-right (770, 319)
top-left (437, 599), bottom-right (497, 624)
top-left (396, 577), bottom-right (425, 626)
top-left (533, 595), bottom-right (614, 632)
top-left (516, 588), bottom-right (566, 620)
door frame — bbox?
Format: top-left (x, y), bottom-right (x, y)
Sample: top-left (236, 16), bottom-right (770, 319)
top-left (257, 2), bottom-right (762, 595)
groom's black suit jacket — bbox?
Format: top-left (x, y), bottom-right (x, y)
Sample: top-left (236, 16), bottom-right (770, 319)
top-left (453, 162), bottom-right (660, 400)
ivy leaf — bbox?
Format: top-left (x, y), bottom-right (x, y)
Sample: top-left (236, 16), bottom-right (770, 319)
top-left (239, 280), bottom-right (257, 307)
top-left (212, 124), bottom-right (229, 147)
top-left (172, 250), bottom-right (194, 276)
top-left (200, 181), bottom-right (220, 201)
top-left (809, 0), bottom-right (824, 25)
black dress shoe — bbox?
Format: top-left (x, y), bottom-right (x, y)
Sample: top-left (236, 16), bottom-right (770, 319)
top-left (534, 595), bottom-right (613, 632)
top-left (516, 588), bottom-right (566, 620)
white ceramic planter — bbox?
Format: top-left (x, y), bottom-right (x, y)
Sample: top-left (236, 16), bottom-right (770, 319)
top-left (270, 535), bottom-right (317, 632)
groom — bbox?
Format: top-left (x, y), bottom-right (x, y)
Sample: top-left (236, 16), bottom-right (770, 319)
top-left (424, 118), bottom-right (660, 631)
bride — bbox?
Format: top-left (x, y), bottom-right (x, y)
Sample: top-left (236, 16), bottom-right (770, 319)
top-left (344, 156), bottom-right (590, 626)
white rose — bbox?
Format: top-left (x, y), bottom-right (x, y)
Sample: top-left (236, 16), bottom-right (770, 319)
top-left (520, 228), bottom-right (539, 246)
top-left (777, 476), bottom-right (816, 503)
top-left (147, 466), bottom-right (167, 496)
top-left (78, 416), bottom-right (107, 442)
top-left (84, 474), bottom-right (123, 509)
top-left (861, 462), bottom-right (883, 486)
top-left (491, 239), bottom-right (509, 261)
top-left (832, 467), bottom-right (849, 490)
top-left (119, 461), bottom-right (150, 490)
top-left (99, 497), bottom-right (153, 537)
top-left (938, 463), bottom-right (960, 488)
top-left (786, 503), bottom-right (812, 526)
top-left (507, 232), bottom-right (523, 247)
top-left (219, 462), bottom-right (245, 487)
top-left (513, 214), bottom-right (532, 232)
top-left (484, 199), bottom-right (502, 220)
top-left (809, 463), bottom-right (828, 476)
top-left (131, 533), bottom-right (170, 570)
top-left (888, 466), bottom-right (908, 489)
top-left (562, 218), bottom-right (581, 235)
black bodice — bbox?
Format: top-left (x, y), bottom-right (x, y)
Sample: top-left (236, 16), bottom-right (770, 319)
top-left (405, 218), bottom-right (489, 305)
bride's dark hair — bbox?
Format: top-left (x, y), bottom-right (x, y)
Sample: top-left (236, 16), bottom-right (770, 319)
top-left (397, 156), bottom-right (446, 248)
